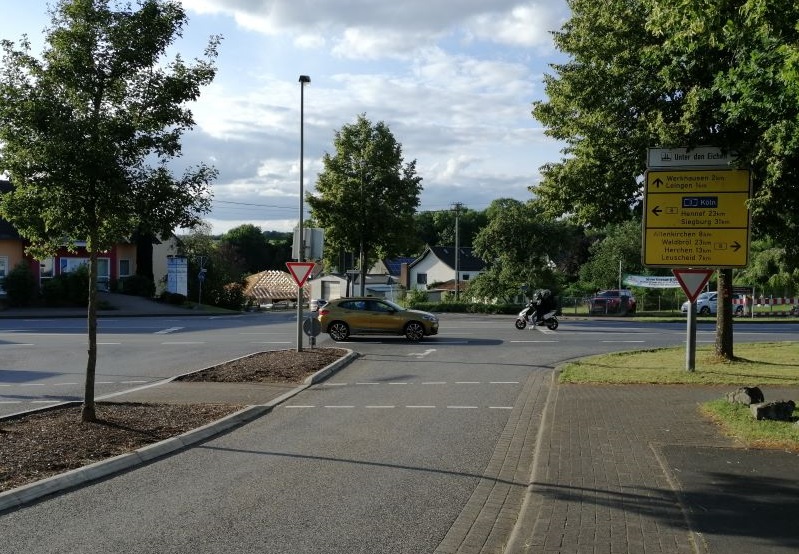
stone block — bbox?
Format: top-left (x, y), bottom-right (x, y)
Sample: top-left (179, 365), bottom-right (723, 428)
top-left (750, 400), bottom-right (796, 421)
top-left (726, 386), bottom-right (764, 405)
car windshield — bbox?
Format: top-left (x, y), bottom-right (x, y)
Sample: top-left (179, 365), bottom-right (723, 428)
top-left (598, 291), bottom-right (619, 297)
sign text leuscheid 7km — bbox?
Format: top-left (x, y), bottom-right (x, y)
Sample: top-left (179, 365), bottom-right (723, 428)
top-left (642, 169), bottom-right (751, 268)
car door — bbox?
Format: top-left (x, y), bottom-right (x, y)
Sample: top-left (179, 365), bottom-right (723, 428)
top-left (365, 299), bottom-right (402, 333)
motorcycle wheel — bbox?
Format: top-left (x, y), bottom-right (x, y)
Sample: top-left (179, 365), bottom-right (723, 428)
top-left (546, 319), bottom-right (559, 330)
top-left (514, 318), bottom-right (527, 330)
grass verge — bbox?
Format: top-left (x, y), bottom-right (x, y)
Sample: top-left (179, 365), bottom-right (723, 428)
top-left (559, 341), bottom-right (799, 385)
top-left (701, 399), bottom-right (799, 452)
top-left (560, 341), bottom-right (799, 451)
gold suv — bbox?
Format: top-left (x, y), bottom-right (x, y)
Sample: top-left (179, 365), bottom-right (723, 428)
top-left (318, 297), bottom-right (439, 342)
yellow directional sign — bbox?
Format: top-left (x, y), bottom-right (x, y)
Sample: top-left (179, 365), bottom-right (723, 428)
top-left (642, 169), bottom-right (751, 268)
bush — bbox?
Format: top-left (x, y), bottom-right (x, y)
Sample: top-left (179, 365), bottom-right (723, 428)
top-left (42, 266), bottom-right (90, 307)
top-left (215, 282), bottom-right (245, 311)
top-left (159, 291), bottom-right (187, 306)
top-left (119, 275), bottom-right (155, 298)
top-left (3, 261), bottom-right (38, 307)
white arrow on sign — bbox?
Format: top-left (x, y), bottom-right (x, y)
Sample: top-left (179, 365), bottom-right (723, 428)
top-left (672, 268), bottom-right (714, 302)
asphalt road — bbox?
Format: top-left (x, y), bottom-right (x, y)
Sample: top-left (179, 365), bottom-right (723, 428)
top-left (2, 315), bottom-right (798, 552)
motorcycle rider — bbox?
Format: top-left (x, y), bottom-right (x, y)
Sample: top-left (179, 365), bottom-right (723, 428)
top-left (524, 289), bottom-right (555, 327)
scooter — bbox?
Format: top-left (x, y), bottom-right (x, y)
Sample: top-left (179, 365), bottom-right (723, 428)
top-left (515, 305), bottom-right (559, 330)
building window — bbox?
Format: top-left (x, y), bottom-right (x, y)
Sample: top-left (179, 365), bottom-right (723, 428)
top-left (39, 258), bottom-right (54, 281)
top-left (119, 259), bottom-right (131, 277)
top-left (60, 257), bottom-right (111, 291)
top-left (416, 273), bottom-right (427, 285)
top-left (462, 274), bottom-right (470, 281)
top-left (0, 256), bottom-right (7, 294)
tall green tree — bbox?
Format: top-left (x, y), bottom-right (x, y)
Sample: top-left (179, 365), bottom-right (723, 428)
top-left (578, 219), bottom-right (645, 291)
top-left (413, 208), bottom-right (486, 252)
top-left (0, 0), bottom-right (218, 421)
top-left (534, 0), bottom-right (799, 359)
top-left (307, 114), bottom-right (422, 293)
top-left (468, 198), bottom-right (581, 303)
top-left (221, 223), bottom-right (270, 275)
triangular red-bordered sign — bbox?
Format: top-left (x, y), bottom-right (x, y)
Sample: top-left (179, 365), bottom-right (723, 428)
top-left (286, 261), bottom-right (315, 287)
top-left (672, 268), bottom-right (714, 303)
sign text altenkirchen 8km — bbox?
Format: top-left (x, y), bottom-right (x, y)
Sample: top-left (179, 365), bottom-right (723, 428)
top-left (642, 168), bottom-right (751, 268)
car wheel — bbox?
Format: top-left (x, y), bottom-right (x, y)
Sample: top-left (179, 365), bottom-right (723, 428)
top-left (328, 321), bottom-right (350, 342)
top-left (404, 321), bottom-right (425, 341)
top-left (699, 306), bottom-right (711, 315)
top-left (735, 306), bottom-right (744, 315)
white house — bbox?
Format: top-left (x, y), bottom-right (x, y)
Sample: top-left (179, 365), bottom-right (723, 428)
top-left (403, 246), bottom-right (486, 292)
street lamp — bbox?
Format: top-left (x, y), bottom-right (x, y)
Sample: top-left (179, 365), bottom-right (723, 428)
top-left (297, 75), bottom-right (310, 352)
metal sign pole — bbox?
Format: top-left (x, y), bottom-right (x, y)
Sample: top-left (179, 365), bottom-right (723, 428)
top-left (686, 301), bottom-right (697, 371)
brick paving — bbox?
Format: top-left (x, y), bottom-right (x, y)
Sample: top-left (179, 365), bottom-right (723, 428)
top-left (506, 382), bottom-right (799, 554)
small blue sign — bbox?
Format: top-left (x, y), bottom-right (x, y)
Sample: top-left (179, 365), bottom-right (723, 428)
top-left (682, 196), bottom-right (718, 208)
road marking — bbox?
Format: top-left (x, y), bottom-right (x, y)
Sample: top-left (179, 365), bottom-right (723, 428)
top-left (455, 381), bottom-right (480, 384)
top-left (155, 327), bottom-right (183, 335)
top-left (489, 407), bottom-right (513, 410)
top-left (490, 381), bottom-right (520, 384)
top-left (355, 382), bottom-right (380, 385)
top-left (510, 340), bottom-right (559, 343)
top-left (407, 405), bottom-right (436, 409)
top-left (388, 382), bottom-right (409, 385)
top-left (447, 406), bottom-right (478, 409)
top-left (408, 349), bottom-right (436, 358)
top-left (365, 405), bottom-right (395, 409)
top-left (20, 383), bottom-right (46, 387)
top-left (0, 401), bottom-right (22, 404)
top-left (31, 400), bottom-right (62, 404)
top-left (120, 380), bottom-right (148, 384)
top-left (422, 381), bottom-right (446, 385)
top-left (0, 343), bottom-right (35, 347)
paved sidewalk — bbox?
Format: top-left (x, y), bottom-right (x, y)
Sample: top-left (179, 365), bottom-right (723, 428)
top-left (507, 383), bottom-right (799, 554)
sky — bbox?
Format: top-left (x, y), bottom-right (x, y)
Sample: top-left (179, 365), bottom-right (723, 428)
top-left (0, 0), bottom-right (570, 235)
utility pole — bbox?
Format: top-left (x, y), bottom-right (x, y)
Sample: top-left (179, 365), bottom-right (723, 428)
top-left (451, 202), bottom-right (463, 301)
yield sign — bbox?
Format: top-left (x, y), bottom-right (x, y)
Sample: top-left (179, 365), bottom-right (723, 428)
top-left (672, 268), bottom-right (714, 302)
top-left (286, 262), bottom-right (315, 287)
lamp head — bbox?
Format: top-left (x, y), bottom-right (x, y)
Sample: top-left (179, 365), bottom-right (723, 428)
top-left (299, 75), bottom-right (311, 84)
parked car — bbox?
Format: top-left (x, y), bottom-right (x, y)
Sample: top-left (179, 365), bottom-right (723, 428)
top-left (681, 292), bottom-right (744, 315)
top-left (589, 289), bottom-right (637, 315)
top-left (317, 297), bottom-right (439, 341)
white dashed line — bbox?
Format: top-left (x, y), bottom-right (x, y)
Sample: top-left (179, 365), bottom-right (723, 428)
top-left (365, 406), bottom-right (395, 409)
top-left (489, 407), bottom-right (513, 410)
top-left (355, 382), bottom-right (380, 385)
top-left (20, 383), bottom-right (45, 387)
top-left (447, 406), bottom-right (479, 409)
top-left (155, 327), bottom-right (183, 335)
top-left (406, 406), bottom-right (436, 409)
top-left (455, 381), bottom-right (480, 384)
top-left (490, 381), bottom-right (520, 384)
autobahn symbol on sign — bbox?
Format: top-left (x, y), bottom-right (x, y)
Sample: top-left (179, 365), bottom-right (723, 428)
top-left (642, 168), bottom-right (751, 268)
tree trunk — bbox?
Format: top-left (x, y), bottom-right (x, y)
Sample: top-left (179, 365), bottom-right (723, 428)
top-left (714, 269), bottom-right (734, 360)
top-left (81, 250), bottom-right (99, 422)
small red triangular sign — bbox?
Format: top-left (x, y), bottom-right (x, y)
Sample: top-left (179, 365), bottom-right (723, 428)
top-left (286, 262), bottom-right (315, 287)
top-left (672, 268), bottom-right (714, 303)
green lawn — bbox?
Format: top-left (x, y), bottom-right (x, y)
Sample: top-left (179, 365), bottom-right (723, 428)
top-left (559, 342), bottom-right (799, 385)
top-left (559, 342), bottom-right (799, 451)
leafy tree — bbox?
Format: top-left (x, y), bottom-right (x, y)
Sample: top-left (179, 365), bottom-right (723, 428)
top-left (0, 0), bottom-right (218, 421)
top-left (534, 0), bottom-right (799, 359)
top-left (734, 238), bottom-right (799, 297)
top-left (578, 219), bottom-right (645, 292)
top-left (413, 208), bottom-right (487, 252)
top-left (307, 114), bottom-right (422, 293)
top-left (468, 199), bottom-right (580, 303)
top-left (221, 223), bottom-right (270, 275)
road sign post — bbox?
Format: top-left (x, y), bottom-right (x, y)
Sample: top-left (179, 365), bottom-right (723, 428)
top-left (673, 268), bottom-right (715, 372)
top-left (286, 262), bottom-right (315, 352)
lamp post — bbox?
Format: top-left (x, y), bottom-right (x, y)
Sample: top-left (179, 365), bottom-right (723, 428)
top-left (451, 202), bottom-right (463, 301)
top-left (297, 75), bottom-right (310, 352)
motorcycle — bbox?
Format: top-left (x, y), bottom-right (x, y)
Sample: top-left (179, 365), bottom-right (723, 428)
top-left (514, 303), bottom-right (559, 330)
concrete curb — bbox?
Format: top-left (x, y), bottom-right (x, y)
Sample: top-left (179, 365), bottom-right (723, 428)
top-left (0, 349), bottom-right (358, 513)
